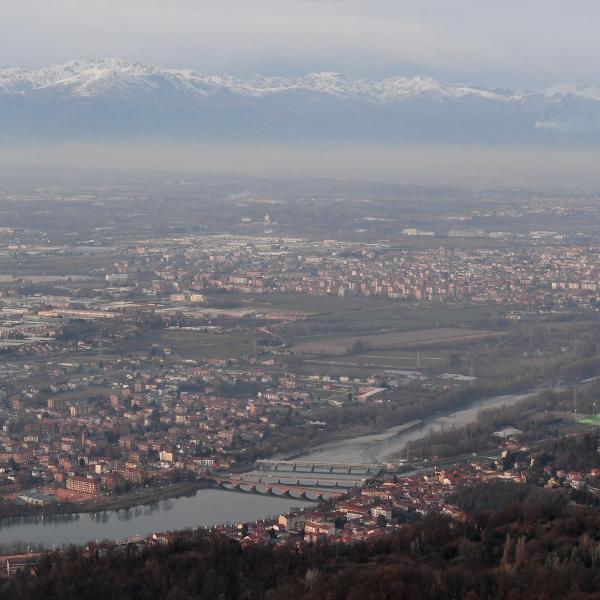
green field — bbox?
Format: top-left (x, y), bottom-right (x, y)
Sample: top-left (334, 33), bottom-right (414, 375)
top-left (577, 415), bottom-right (600, 426)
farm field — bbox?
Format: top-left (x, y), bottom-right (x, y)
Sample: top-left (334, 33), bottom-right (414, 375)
top-left (290, 327), bottom-right (503, 356)
top-left (116, 329), bottom-right (257, 360)
top-left (209, 292), bottom-right (494, 325)
top-left (213, 292), bottom-right (390, 316)
top-left (307, 349), bottom-right (449, 370)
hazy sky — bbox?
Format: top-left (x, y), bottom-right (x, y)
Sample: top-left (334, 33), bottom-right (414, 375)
top-left (4, 1), bottom-right (600, 190)
top-left (4, 143), bottom-right (600, 192)
top-left (3, 1), bottom-right (600, 87)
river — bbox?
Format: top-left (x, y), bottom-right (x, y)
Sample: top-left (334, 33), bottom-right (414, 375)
top-left (0, 489), bottom-right (311, 549)
top-left (294, 390), bottom-right (536, 464)
top-left (0, 388), bottom-right (541, 548)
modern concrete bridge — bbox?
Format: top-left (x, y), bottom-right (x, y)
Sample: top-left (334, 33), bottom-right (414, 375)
top-left (255, 459), bottom-right (384, 475)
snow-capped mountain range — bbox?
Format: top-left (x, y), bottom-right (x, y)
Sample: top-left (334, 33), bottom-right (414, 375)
top-left (2, 58), bottom-right (600, 143)
top-left (0, 58), bottom-right (518, 101)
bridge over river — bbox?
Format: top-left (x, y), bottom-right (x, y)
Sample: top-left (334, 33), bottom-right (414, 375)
top-left (242, 473), bottom-right (360, 488)
top-left (208, 476), bottom-right (345, 501)
top-left (255, 459), bottom-right (386, 476)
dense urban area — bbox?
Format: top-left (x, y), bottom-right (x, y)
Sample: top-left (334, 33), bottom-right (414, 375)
top-left (1, 173), bottom-right (600, 598)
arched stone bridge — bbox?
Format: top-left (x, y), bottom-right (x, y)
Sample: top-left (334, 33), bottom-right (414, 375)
top-left (208, 475), bottom-right (345, 501)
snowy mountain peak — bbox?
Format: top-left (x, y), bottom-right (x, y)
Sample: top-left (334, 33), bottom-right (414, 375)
top-left (0, 59), bottom-right (514, 102)
top-left (1, 59), bottom-right (600, 143)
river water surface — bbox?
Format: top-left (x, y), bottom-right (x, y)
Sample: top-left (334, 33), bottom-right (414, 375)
top-left (295, 390), bottom-right (535, 464)
top-left (0, 489), bottom-right (310, 549)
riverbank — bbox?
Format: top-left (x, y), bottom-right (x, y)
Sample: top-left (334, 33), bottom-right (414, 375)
top-left (0, 488), bottom-right (306, 549)
top-left (0, 479), bottom-right (210, 520)
top-left (281, 419), bottom-right (424, 462)
top-left (290, 390), bottom-right (543, 466)
top-left (68, 478), bottom-right (211, 513)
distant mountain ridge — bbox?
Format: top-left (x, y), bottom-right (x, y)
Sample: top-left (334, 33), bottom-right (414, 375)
top-left (2, 58), bottom-right (600, 143)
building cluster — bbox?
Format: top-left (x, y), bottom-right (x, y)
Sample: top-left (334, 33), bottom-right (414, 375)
top-left (2, 234), bottom-right (600, 361)
top-left (4, 233), bottom-right (600, 318)
top-left (210, 429), bottom-right (600, 550)
top-left (213, 460), bottom-right (527, 548)
top-left (215, 436), bottom-right (600, 550)
top-left (102, 236), bottom-right (600, 309)
top-left (0, 345), bottom-right (402, 504)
